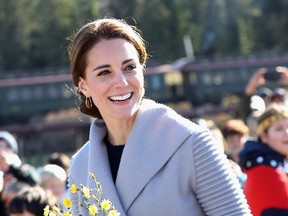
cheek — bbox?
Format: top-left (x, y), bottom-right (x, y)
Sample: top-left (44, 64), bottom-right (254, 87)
top-left (135, 72), bottom-right (144, 86)
top-left (264, 130), bottom-right (281, 144)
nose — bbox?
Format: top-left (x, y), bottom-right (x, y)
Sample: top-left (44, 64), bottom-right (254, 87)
top-left (113, 72), bottom-right (128, 88)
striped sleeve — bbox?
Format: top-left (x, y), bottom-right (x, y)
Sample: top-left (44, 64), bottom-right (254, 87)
top-left (192, 129), bottom-right (251, 216)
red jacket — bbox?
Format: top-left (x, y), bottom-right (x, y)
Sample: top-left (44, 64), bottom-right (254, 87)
top-left (239, 140), bottom-right (288, 216)
top-left (245, 166), bottom-right (288, 216)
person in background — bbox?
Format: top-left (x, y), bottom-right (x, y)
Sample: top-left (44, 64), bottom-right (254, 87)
top-left (47, 152), bottom-right (71, 189)
top-left (238, 66), bottom-right (288, 121)
top-left (221, 119), bottom-right (249, 163)
top-left (1, 180), bottom-right (31, 212)
top-left (239, 104), bottom-right (288, 216)
top-left (270, 87), bottom-right (287, 104)
top-left (246, 109), bottom-right (264, 139)
top-left (0, 131), bottom-right (40, 187)
top-left (47, 152), bottom-right (70, 177)
top-left (0, 171), bottom-right (3, 193)
top-left (0, 170), bottom-right (7, 216)
top-left (8, 186), bottom-right (57, 216)
top-left (0, 131), bottom-right (40, 216)
top-left (67, 17), bottom-right (251, 215)
top-left (38, 164), bottom-right (67, 206)
top-left (220, 119), bottom-right (249, 187)
top-left (0, 131), bottom-right (21, 187)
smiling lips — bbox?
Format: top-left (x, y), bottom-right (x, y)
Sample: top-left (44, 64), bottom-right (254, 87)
top-left (109, 93), bottom-right (133, 101)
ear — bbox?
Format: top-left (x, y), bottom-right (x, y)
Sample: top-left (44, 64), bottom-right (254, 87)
top-left (259, 133), bottom-right (269, 144)
top-left (78, 77), bottom-right (90, 97)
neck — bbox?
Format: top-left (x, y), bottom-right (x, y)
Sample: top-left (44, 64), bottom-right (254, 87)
top-left (104, 115), bottom-right (137, 146)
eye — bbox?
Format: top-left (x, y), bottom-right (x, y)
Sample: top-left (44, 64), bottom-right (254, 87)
top-left (97, 70), bottom-right (111, 76)
top-left (125, 64), bottom-right (137, 71)
top-left (274, 125), bottom-right (285, 132)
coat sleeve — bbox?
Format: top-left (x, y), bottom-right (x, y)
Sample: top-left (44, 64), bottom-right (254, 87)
top-left (192, 129), bottom-right (251, 215)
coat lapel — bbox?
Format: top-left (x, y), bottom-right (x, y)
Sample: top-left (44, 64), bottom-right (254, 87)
top-left (116, 100), bottom-right (192, 212)
top-left (87, 120), bottom-right (126, 215)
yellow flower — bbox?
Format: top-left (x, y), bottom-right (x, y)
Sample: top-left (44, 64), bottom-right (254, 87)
top-left (43, 206), bottom-right (49, 216)
top-left (45, 172), bottom-right (120, 216)
top-left (51, 206), bottom-right (61, 213)
top-left (107, 209), bottom-right (121, 216)
top-left (88, 204), bottom-right (98, 216)
top-left (48, 212), bottom-right (57, 216)
top-left (100, 199), bottom-right (111, 211)
top-left (62, 198), bottom-right (72, 208)
top-left (82, 186), bottom-right (90, 198)
top-left (71, 184), bottom-right (77, 194)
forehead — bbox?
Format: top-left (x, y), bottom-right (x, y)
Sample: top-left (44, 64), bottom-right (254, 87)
top-left (270, 119), bottom-right (288, 127)
top-left (87, 38), bottom-right (139, 63)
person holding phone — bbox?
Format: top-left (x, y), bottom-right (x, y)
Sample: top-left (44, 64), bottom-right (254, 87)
top-left (238, 66), bottom-right (288, 122)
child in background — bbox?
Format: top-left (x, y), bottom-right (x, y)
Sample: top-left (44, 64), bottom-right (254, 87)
top-left (239, 104), bottom-right (288, 216)
top-left (221, 119), bottom-right (249, 163)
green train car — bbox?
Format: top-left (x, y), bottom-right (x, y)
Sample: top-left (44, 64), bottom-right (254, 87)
top-left (0, 53), bottom-right (287, 125)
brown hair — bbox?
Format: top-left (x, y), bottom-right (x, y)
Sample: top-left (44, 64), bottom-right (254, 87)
top-left (257, 103), bottom-right (288, 135)
top-left (221, 119), bottom-right (249, 139)
top-left (67, 18), bottom-right (147, 118)
top-left (9, 186), bottom-right (57, 215)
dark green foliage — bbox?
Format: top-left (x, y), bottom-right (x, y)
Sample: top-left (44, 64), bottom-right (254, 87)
top-left (0, 0), bottom-right (288, 71)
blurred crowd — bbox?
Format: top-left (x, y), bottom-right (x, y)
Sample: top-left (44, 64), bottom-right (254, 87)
top-left (0, 132), bottom-right (70, 216)
top-left (0, 66), bottom-right (287, 216)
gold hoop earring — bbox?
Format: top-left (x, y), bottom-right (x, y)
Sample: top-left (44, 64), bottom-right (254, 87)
top-left (85, 97), bottom-right (93, 109)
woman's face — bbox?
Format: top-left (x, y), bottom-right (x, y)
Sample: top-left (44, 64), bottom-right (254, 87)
top-left (79, 38), bottom-right (144, 122)
top-left (261, 119), bottom-right (288, 156)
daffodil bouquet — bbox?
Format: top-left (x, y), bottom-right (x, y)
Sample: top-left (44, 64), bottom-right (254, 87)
top-left (44, 172), bottom-right (120, 216)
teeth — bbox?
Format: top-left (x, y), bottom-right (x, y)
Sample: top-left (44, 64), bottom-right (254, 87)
top-left (110, 93), bottom-right (131, 101)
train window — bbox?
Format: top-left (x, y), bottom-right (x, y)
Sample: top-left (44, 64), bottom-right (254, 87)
top-left (202, 72), bottom-right (213, 85)
top-left (33, 86), bottom-right (43, 99)
top-left (188, 72), bottom-right (197, 85)
top-left (165, 72), bottom-right (183, 86)
top-left (213, 74), bottom-right (223, 85)
top-left (6, 88), bottom-right (18, 102)
top-left (225, 69), bottom-right (235, 82)
top-left (150, 75), bottom-right (162, 90)
top-left (20, 87), bottom-right (31, 101)
top-left (47, 85), bottom-right (59, 98)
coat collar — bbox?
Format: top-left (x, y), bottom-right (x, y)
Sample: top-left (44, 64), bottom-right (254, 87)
top-left (87, 120), bottom-right (126, 215)
top-left (87, 99), bottom-right (193, 213)
top-left (115, 99), bottom-right (193, 211)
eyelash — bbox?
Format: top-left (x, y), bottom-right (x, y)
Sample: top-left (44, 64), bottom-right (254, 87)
top-left (97, 70), bottom-right (110, 76)
top-left (97, 64), bottom-right (137, 76)
top-left (126, 64), bottom-right (136, 70)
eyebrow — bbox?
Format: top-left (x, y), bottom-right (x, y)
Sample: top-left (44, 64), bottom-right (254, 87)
top-left (92, 59), bottom-right (135, 71)
top-left (93, 64), bottom-right (109, 71)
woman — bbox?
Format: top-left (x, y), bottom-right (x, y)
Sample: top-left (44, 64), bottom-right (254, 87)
top-left (67, 18), bottom-right (251, 216)
top-left (239, 104), bottom-right (288, 216)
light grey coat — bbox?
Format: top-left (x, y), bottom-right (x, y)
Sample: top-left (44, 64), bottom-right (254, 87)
top-left (68, 99), bottom-right (251, 216)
